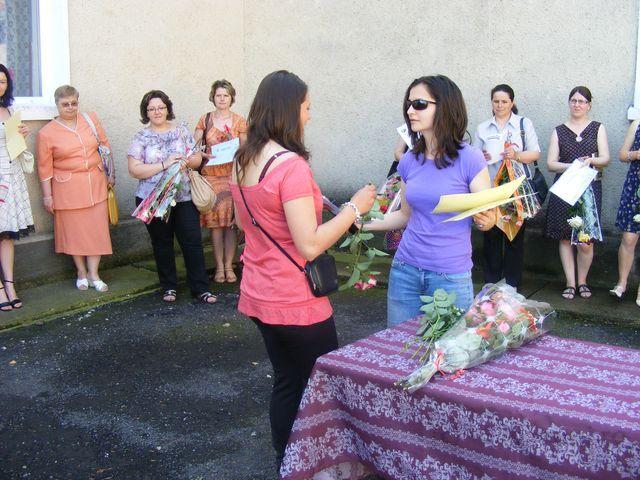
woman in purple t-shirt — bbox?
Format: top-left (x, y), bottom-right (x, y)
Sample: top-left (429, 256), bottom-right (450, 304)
top-left (366, 75), bottom-right (496, 327)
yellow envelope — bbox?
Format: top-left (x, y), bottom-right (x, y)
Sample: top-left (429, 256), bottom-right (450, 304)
top-left (5, 111), bottom-right (27, 160)
top-left (433, 176), bottom-right (525, 214)
top-left (443, 196), bottom-right (518, 222)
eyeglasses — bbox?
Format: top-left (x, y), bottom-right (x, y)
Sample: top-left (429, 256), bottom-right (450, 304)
top-left (60, 101), bottom-right (78, 109)
top-left (406, 99), bottom-right (437, 111)
top-left (569, 99), bottom-right (589, 106)
top-left (147, 106), bottom-right (167, 113)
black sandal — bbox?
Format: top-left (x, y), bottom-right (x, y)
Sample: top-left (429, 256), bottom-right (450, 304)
top-left (4, 280), bottom-right (22, 309)
top-left (578, 284), bottom-right (592, 299)
top-left (0, 286), bottom-right (12, 311)
top-left (162, 289), bottom-right (177, 302)
top-left (198, 292), bottom-right (217, 304)
top-left (561, 286), bottom-right (575, 300)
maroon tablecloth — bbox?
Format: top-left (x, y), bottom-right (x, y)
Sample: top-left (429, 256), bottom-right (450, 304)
top-left (280, 319), bottom-right (640, 479)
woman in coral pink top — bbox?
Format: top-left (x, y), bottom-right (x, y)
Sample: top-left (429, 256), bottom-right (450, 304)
top-left (230, 70), bottom-right (375, 470)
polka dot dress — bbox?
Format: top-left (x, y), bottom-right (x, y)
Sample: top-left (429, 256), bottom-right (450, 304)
top-left (615, 124), bottom-right (640, 233)
top-left (544, 121), bottom-right (602, 241)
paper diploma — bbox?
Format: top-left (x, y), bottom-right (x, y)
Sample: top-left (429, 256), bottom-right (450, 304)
top-left (5, 111), bottom-right (27, 160)
top-left (484, 134), bottom-right (504, 165)
top-left (433, 176), bottom-right (525, 222)
top-left (206, 137), bottom-right (240, 166)
top-left (397, 124), bottom-right (413, 149)
top-left (548, 160), bottom-right (598, 206)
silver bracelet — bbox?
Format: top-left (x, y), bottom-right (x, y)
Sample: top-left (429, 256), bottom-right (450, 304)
top-left (341, 201), bottom-right (362, 223)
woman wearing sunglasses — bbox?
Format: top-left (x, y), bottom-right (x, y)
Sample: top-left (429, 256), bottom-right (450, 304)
top-left (365, 75), bottom-right (496, 327)
top-left (473, 84), bottom-right (541, 290)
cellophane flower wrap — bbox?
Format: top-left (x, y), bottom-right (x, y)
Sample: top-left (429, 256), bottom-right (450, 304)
top-left (378, 172), bottom-right (404, 251)
top-left (567, 184), bottom-right (602, 245)
top-left (397, 282), bottom-right (555, 392)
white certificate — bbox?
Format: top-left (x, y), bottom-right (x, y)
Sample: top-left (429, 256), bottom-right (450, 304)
top-left (397, 124), bottom-right (413, 149)
top-left (206, 137), bottom-right (240, 166)
top-left (549, 160), bottom-right (598, 206)
top-left (484, 133), bottom-right (504, 165)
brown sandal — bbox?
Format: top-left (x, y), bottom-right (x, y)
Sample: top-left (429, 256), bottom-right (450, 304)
top-left (225, 268), bottom-right (237, 283)
top-left (214, 269), bottom-right (226, 283)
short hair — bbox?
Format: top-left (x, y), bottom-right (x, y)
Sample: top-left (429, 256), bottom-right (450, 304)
top-left (403, 75), bottom-right (468, 169)
top-left (0, 64), bottom-right (14, 107)
top-left (569, 86), bottom-right (592, 103)
top-left (491, 84), bottom-right (518, 115)
top-left (54, 85), bottom-right (79, 104)
top-left (209, 79), bottom-right (236, 106)
top-left (139, 90), bottom-right (175, 124)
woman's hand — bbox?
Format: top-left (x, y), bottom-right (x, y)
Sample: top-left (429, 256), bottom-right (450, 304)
top-left (482, 150), bottom-right (491, 162)
top-left (350, 184), bottom-right (376, 215)
top-left (472, 208), bottom-right (497, 231)
top-left (165, 154), bottom-right (185, 170)
top-left (503, 146), bottom-right (517, 161)
top-left (578, 156), bottom-right (592, 167)
top-left (43, 196), bottom-right (54, 214)
top-left (18, 123), bottom-right (29, 138)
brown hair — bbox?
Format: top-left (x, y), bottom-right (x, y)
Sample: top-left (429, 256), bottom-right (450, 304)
top-left (54, 85), bottom-right (79, 104)
top-left (491, 84), bottom-right (518, 115)
top-left (235, 70), bottom-right (309, 183)
top-left (569, 85), bottom-right (592, 102)
top-left (209, 79), bottom-right (236, 106)
top-left (403, 75), bottom-right (469, 169)
top-left (139, 90), bottom-right (175, 124)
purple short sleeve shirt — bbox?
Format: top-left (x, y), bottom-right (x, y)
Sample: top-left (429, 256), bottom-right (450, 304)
top-left (395, 144), bottom-right (486, 273)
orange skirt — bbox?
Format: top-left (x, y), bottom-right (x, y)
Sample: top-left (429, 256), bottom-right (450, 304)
top-left (54, 200), bottom-right (113, 256)
top-left (200, 172), bottom-right (234, 229)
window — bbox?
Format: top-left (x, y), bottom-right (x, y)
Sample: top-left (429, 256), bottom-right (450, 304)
top-left (0, 0), bottom-right (69, 119)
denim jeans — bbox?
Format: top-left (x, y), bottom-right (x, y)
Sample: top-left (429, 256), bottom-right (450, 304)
top-left (387, 258), bottom-right (474, 328)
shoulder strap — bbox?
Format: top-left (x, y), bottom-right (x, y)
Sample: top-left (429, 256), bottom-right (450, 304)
top-left (235, 154), bottom-right (305, 273)
top-left (258, 150), bottom-right (289, 182)
top-left (202, 112), bottom-right (212, 145)
top-left (81, 112), bottom-right (99, 141)
top-left (520, 117), bottom-right (538, 168)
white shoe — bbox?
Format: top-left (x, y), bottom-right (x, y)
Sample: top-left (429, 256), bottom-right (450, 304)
top-left (88, 278), bottom-right (109, 292)
top-left (609, 285), bottom-right (625, 299)
top-left (76, 278), bottom-right (89, 290)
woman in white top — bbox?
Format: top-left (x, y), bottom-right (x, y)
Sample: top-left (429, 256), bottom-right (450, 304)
top-left (473, 84), bottom-right (541, 289)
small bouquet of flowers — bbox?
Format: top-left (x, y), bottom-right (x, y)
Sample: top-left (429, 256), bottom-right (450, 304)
top-left (567, 183), bottom-right (602, 245)
top-left (397, 282), bottom-right (555, 392)
top-left (377, 173), bottom-right (404, 251)
top-left (493, 133), bottom-right (541, 240)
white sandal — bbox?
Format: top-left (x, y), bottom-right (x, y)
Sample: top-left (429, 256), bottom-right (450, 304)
top-left (76, 278), bottom-right (89, 290)
top-left (88, 278), bottom-right (109, 292)
top-left (609, 285), bottom-right (625, 299)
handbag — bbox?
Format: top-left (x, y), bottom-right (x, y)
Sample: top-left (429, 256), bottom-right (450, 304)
top-left (82, 112), bottom-right (115, 184)
top-left (520, 117), bottom-right (548, 204)
top-left (188, 168), bottom-right (217, 213)
top-left (107, 184), bottom-right (119, 226)
top-left (235, 153), bottom-right (339, 297)
top-left (17, 150), bottom-right (34, 174)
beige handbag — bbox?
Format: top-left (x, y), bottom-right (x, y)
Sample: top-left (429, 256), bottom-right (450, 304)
top-left (17, 150), bottom-right (34, 174)
top-left (188, 168), bottom-right (216, 213)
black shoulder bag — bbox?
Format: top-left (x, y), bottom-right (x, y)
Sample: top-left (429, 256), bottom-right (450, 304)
top-left (235, 152), bottom-right (339, 297)
top-left (520, 117), bottom-right (548, 205)
top-left (197, 112), bottom-right (212, 173)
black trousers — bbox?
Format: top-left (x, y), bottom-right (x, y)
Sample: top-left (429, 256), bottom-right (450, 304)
top-left (251, 316), bottom-right (338, 469)
top-left (482, 221), bottom-right (526, 288)
top-left (136, 198), bottom-right (210, 295)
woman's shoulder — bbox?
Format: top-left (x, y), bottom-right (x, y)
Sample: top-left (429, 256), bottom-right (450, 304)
top-left (231, 111), bottom-right (246, 123)
top-left (37, 119), bottom-right (58, 137)
top-left (458, 142), bottom-right (484, 161)
top-left (476, 117), bottom-right (494, 131)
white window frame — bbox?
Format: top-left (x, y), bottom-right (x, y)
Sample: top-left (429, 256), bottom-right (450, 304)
top-left (629, 0), bottom-right (640, 120)
top-left (14, 0), bottom-right (70, 120)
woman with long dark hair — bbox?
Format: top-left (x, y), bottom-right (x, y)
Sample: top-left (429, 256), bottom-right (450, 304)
top-left (230, 70), bottom-right (375, 469)
top-left (365, 75), bottom-right (496, 327)
top-left (0, 64), bottom-right (32, 310)
top-left (473, 84), bottom-right (541, 289)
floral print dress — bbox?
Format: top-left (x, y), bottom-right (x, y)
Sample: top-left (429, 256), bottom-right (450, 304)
top-left (615, 123), bottom-right (640, 233)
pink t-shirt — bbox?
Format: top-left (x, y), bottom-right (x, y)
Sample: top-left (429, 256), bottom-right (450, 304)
top-left (229, 156), bottom-right (333, 326)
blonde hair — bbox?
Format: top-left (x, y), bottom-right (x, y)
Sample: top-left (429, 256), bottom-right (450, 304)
top-left (54, 85), bottom-right (79, 104)
top-left (209, 79), bottom-right (236, 106)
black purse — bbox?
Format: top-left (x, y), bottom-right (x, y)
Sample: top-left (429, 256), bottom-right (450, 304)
top-left (236, 153), bottom-right (339, 297)
top-left (520, 117), bottom-right (549, 205)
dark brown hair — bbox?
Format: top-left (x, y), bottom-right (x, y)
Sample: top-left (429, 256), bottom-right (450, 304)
top-left (209, 79), bottom-right (236, 106)
top-left (569, 85), bottom-right (592, 102)
top-left (403, 75), bottom-right (468, 169)
top-left (235, 70), bottom-right (309, 183)
top-left (139, 90), bottom-right (175, 124)
top-left (491, 84), bottom-right (518, 115)
top-left (0, 64), bottom-right (14, 107)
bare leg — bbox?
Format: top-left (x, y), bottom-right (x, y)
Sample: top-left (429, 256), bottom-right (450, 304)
top-left (558, 240), bottom-right (576, 288)
top-left (212, 228), bottom-right (225, 282)
top-left (616, 232), bottom-right (638, 290)
top-left (72, 255), bottom-right (89, 290)
top-left (86, 255), bottom-right (102, 280)
top-left (224, 227), bottom-right (237, 282)
top-left (0, 238), bottom-right (18, 307)
top-left (576, 243), bottom-right (594, 298)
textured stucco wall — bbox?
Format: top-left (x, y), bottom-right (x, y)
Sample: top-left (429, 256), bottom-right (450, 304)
top-left (243, 0), bottom-right (638, 230)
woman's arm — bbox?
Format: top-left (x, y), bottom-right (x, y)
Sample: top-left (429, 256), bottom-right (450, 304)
top-left (469, 167), bottom-right (497, 231)
top-left (128, 154), bottom-right (183, 180)
top-left (619, 120), bottom-right (640, 162)
top-left (364, 181), bottom-right (411, 232)
top-left (283, 185), bottom-right (376, 261)
top-left (546, 129), bottom-right (568, 173)
top-left (393, 137), bottom-right (407, 162)
top-left (185, 151), bottom-right (202, 169)
top-left (41, 179), bottom-right (53, 214)
top-left (585, 124), bottom-right (610, 168)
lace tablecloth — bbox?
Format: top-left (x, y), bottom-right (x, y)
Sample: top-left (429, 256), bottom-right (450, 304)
top-left (280, 319), bottom-right (640, 479)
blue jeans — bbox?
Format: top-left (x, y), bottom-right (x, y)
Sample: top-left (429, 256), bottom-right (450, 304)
top-left (387, 258), bottom-right (474, 328)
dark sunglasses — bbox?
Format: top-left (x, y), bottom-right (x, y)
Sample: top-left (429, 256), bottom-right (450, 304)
top-left (406, 98), bottom-right (437, 111)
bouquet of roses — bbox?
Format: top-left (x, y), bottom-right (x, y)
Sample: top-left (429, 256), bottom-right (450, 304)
top-left (397, 282), bottom-right (555, 392)
top-left (567, 183), bottom-right (602, 245)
